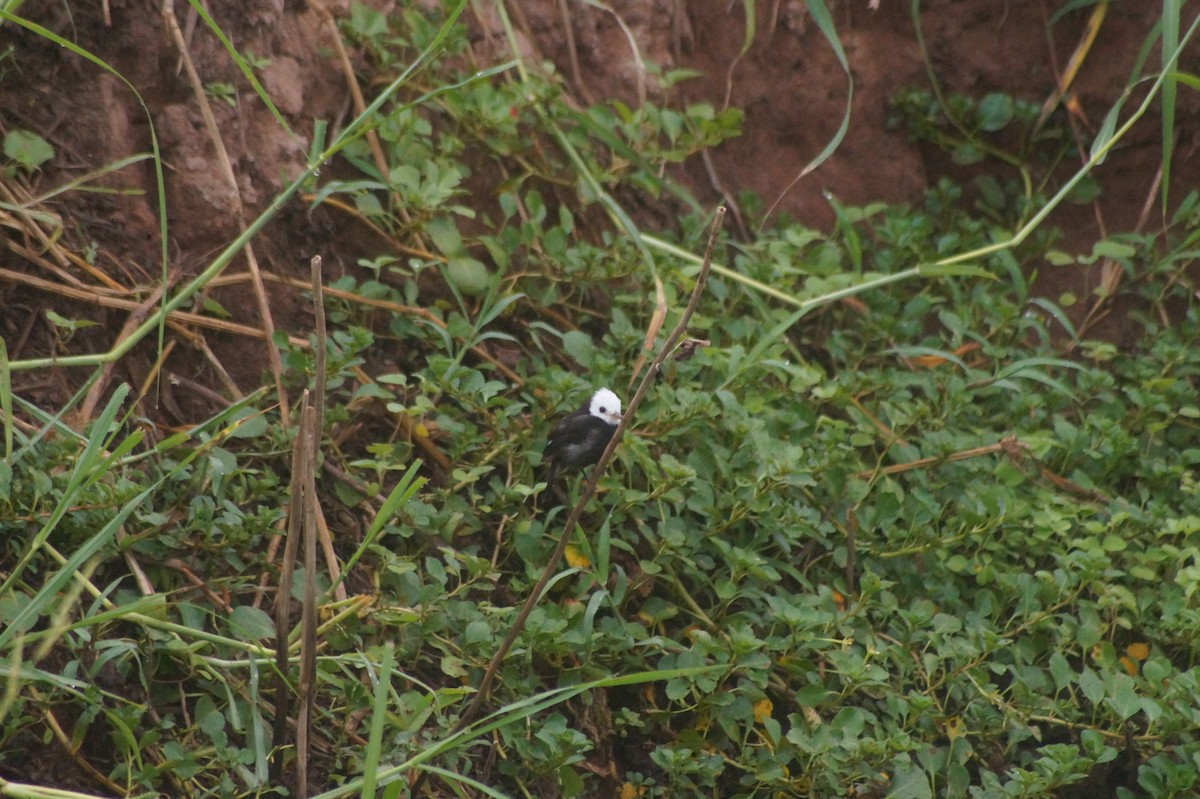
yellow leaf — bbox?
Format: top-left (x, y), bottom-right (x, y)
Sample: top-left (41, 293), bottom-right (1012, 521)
top-left (1125, 642), bottom-right (1149, 661)
top-left (912, 342), bottom-right (981, 368)
top-left (943, 715), bottom-right (965, 742)
top-left (564, 545), bottom-right (590, 569)
top-left (619, 782), bottom-right (641, 799)
top-left (1119, 656), bottom-right (1138, 677)
top-left (753, 698), bottom-right (774, 724)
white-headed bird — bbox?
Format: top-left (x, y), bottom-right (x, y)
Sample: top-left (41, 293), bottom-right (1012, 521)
top-left (541, 387), bottom-right (623, 489)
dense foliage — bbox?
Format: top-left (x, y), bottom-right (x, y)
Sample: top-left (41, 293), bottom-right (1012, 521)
top-left (3, 2), bottom-right (1199, 799)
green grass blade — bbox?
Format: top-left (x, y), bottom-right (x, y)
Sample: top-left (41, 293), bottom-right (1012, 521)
top-left (1161, 0), bottom-right (1180, 215)
top-left (761, 0), bottom-right (854, 225)
top-left (359, 641), bottom-right (395, 799)
top-left (186, 0), bottom-right (296, 137)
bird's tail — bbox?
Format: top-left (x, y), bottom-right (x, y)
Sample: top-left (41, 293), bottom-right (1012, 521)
top-left (534, 461), bottom-right (564, 510)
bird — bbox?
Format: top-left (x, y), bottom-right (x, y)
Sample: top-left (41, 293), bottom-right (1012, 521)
top-left (540, 387), bottom-right (623, 490)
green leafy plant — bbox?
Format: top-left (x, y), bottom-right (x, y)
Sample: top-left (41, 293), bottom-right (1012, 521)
top-left (4, 1), bottom-right (1200, 798)
top-left (204, 80), bottom-right (236, 106)
top-left (3, 127), bottom-right (54, 172)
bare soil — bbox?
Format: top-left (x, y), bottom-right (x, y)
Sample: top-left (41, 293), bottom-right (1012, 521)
top-left (2, 2), bottom-right (1194, 418)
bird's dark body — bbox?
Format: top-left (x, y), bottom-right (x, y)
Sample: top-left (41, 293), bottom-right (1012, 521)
top-left (540, 388), bottom-right (623, 489)
top-left (544, 411), bottom-right (617, 484)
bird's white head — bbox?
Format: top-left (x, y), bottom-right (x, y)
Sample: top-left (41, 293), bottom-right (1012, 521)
top-left (589, 387), bottom-right (623, 426)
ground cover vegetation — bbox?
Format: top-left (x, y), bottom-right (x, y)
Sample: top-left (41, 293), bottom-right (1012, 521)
top-left (2, 1), bottom-right (1200, 798)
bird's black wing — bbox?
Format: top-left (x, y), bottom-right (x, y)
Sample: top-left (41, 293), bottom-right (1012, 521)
top-left (547, 406), bottom-right (589, 447)
top-left (542, 408), bottom-right (607, 486)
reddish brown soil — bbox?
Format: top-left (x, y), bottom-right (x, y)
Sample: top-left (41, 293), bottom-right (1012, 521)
top-left (2, 1), bottom-right (1194, 419)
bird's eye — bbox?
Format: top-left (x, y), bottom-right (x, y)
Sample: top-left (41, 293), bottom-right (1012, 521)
top-left (599, 406), bottom-right (607, 413)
